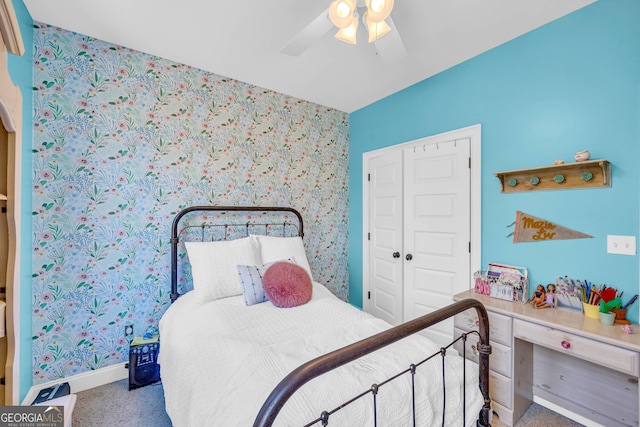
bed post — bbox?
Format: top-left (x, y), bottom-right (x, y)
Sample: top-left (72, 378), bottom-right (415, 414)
top-left (170, 206), bottom-right (208, 302)
top-left (475, 303), bottom-right (492, 427)
top-left (169, 210), bottom-right (185, 303)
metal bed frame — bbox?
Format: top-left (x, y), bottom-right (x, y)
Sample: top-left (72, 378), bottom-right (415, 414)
top-left (170, 205), bottom-right (303, 302)
top-left (169, 205), bottom-right (492, 427)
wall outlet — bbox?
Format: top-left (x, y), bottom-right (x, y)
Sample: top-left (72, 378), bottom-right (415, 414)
top-left (607, 235), bottom-right (636, 255)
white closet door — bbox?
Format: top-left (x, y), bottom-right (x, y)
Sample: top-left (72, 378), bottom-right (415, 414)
top-left (367, 150), bottom-right (404, 325)
top-left (403, 138), bottom-right (471, 347)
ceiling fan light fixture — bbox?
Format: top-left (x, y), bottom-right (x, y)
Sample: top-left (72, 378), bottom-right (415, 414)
top-left (364, 13), bottom-right (391, 42)
top-left (329, 0), bottom-right (357, 28)
top-left (364, 0), bottom-right (394, 22)
top-left (334, 17), bottom-right (359, 45)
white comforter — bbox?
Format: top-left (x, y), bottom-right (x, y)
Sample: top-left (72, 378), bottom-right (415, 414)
top-left (159, 283), bottom-right (483, 426)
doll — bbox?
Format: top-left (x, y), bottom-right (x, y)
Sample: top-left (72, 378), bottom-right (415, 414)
top-left (530, 284), bottom-right (545, 307)
top-left (534, 284), bottom-right (556, 309)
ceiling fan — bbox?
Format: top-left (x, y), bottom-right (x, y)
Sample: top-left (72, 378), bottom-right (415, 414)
top-left (281, 0), bottom-right (407, 64)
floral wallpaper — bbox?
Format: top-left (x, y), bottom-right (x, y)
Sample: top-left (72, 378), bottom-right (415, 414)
top-left (32, 23), bottom-right (349, 384)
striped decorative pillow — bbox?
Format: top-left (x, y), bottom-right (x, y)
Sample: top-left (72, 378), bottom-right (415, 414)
top-left (237, 264), bottom-right (268, 306)
top-left (237, 259), bottom-right (294, 306)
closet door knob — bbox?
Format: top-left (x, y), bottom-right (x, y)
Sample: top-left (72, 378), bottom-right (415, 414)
top-left (392, 252), bottom-right (400, 258)
top-left (406, 254), bottom-right (413, 261)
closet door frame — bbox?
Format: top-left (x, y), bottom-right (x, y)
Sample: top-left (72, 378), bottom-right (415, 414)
top-left (362, 124), bottom-right (482, 312)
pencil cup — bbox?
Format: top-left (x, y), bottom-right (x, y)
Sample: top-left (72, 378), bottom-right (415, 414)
top-left (599, 311), bottom-right (615, 325)
top-left (582, 302), bottom-right (600, 319)
top-left (610, 308), bottom-right (631, 325)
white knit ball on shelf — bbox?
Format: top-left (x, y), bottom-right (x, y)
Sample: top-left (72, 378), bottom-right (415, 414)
top-left (574, 150), bottom-right (590, 162)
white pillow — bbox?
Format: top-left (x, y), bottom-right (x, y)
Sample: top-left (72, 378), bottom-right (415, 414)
top-left (251, 235), bottom-right (313, 281)
top-left (185, 236), bottom-right (261, 302)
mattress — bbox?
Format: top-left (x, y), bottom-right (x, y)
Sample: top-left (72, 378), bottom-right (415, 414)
top-left (159, 282), bottom-right (483, 426)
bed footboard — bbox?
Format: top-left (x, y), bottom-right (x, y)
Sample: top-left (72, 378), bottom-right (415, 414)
top-left (254, 298), bottom-right (492, 427)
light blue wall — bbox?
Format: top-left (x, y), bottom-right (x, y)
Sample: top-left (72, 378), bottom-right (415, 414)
top-left (9, 0), bottom-right (33, 402)
top-left (349, 0), bottom-right (640, 323)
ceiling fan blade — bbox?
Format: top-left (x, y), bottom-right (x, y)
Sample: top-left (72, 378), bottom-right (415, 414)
top-left (373, 15), bottom-right (407, 64)
top-left (281, 8), bottom-right (333, 56)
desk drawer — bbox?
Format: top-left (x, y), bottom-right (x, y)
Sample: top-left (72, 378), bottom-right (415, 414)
top-left (489, 370), bottom-right (512, 410)
top-left (513, 319), bottom-right (640, 376)
top-left (454, 327), bottom-right (512, 378)
top-left (454, 309), bottom-right (513, 347)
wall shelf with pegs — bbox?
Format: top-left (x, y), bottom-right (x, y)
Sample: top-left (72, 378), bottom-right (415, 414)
top-left (494, 159), bottom-right (611, 193)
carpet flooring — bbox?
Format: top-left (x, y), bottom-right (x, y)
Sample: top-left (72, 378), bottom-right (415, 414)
top-left (72, 379), bottom-right (584, 426)
top-left (72, 379), bottom-right (171, 427)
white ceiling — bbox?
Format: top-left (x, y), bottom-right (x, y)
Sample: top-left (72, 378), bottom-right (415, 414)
top-left (23, 0), bottom-right (595, 113)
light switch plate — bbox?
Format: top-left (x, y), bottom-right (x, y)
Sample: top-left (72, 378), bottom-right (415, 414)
top-left (607, 235), bottom-right (636, 255)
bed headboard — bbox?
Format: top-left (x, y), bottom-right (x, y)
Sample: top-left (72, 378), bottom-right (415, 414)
top-left (170, 205), bottom-right (304, 302)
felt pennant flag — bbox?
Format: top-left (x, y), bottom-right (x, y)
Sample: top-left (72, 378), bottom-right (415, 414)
top-left (509, 211), bottom-right (592, 243)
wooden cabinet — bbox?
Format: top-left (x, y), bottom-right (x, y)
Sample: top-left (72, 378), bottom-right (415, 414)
top-left (0, 115), bottom-right (6, 406)
top-left (0, 0), bottom-right (25, 404)
top-left (455, 308), bottom-right (517, 424)
top-left (454, 290), bottom-right (640, 427)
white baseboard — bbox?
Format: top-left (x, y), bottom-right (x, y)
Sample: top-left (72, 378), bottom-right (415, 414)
top-left (533, 395), bottom-right (604, 427)
top-left (23, 362), bottom-right (128, 405)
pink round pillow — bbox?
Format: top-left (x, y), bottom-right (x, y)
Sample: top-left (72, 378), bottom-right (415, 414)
top-left (263, 262), bottom-right (312, 308)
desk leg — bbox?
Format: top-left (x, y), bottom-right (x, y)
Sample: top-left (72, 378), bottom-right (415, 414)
top-left (513, 337), bottom-right (533, 424)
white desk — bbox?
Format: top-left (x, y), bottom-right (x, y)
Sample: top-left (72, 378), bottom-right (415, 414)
top-left (454, 290), bottom-right (640, 427)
